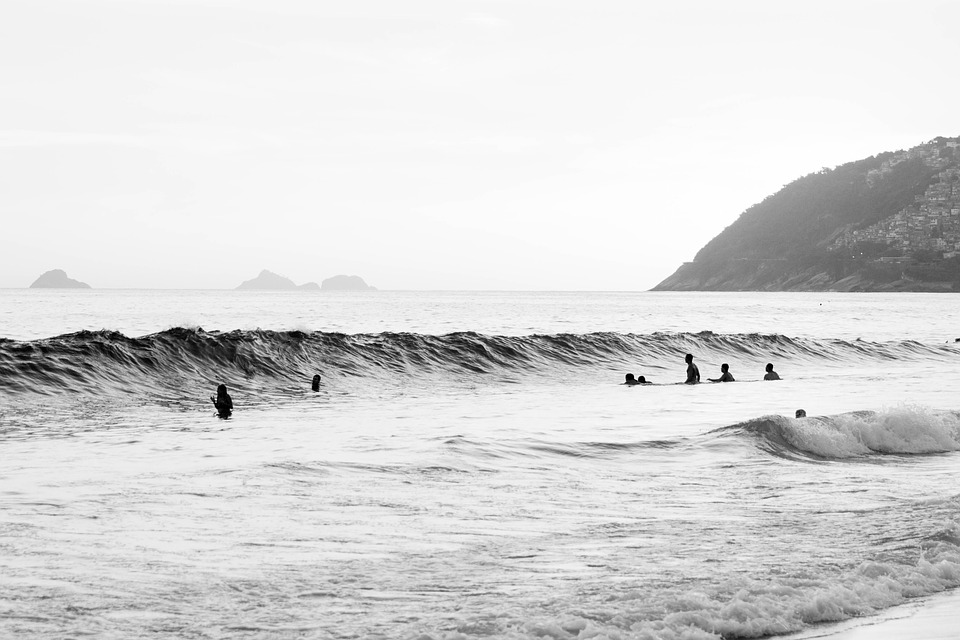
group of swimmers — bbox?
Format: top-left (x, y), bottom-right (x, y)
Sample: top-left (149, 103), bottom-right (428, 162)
top-left (210, 364), bottom-right (801, 422)
top-left (624, 354), bottom-right (782, 386)
top-left (624, 356), bottom-right (806, 419)
top-left (210, 373), bottom-right (323, 419)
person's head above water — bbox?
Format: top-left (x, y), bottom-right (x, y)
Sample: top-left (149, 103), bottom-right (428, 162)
top-left (720, 363), bottom-right (729, 372)
top-left (795, 409), bottom-right (807, 418)
top-left (685, 353), bottom-right (694, 363)
top-left (624, 373), bottom-right (636, 382)
top-left (763, 362), bottom-right (781, 380)
top-left (638, 376), bottom-right (647, 383)
top-left (217, 384), bottom-right (228, 397)
top-left (311, 374), bottom-right (321, 391)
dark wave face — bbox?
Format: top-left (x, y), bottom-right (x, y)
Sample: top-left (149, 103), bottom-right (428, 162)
top-left (0, 327), bottom-right (957, 398)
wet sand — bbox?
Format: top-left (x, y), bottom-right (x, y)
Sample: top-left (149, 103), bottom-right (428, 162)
top-left (784, 589), bottom-right (960, 639)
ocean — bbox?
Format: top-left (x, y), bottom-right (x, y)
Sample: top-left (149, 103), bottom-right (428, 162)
top-left (1, 290), bottom-right (959, 640)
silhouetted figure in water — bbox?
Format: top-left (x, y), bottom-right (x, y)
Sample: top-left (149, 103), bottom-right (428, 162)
top-left (795, 409), bottom-right (807, 418)
top-left (763, 363), bottom-right (781, 381)
top-left (311, 374), bottom-right (321, 392)
top-left (637, 375), bottom-right (651, 384)
top-left (684, 354), bottom-right (700, 385)
top-left (624, 373), bottom-right (641, 385)
top-left (709, 363), bottom-right (735, 382)
top-left (211, 384), bottom-right (233, 419)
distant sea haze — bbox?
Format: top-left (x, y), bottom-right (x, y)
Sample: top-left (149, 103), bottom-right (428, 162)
top-left (2, 290), bottom-right (960, 638)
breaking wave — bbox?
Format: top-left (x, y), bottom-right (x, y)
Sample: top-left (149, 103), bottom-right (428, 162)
top-left (575, 518), bottom-right (960, 640)
top-left (724, 406), bottom-right (960, 459)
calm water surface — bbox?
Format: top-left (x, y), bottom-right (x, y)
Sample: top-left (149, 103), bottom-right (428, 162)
top-left (3, 289), bottom-right (960, 341)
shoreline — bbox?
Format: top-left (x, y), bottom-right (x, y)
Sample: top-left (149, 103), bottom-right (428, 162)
top-left (782, 588), bottom-right (960, 639)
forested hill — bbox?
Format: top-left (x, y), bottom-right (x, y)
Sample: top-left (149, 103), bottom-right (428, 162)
top-left (654, 136), bottom-right (960, 291)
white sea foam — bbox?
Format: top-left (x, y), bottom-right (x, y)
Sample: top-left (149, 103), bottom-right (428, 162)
top-left (465, 524), bottom-right (960, 640)
top-left (783, 406), bottom-right (960, 458)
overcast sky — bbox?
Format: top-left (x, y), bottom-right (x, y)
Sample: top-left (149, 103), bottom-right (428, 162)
top-left (2, 0), bottom-right (957, 290)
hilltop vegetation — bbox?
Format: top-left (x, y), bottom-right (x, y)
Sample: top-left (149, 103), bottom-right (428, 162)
top-left (655, 137), bottom-right (960, 291)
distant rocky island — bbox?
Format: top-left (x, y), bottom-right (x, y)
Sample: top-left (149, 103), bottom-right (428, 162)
top-left (29, 269), bottom-right (91, 289)
top-left (654, 136), bottom-right (960, 292)
top-left (321, 275), bottom-right (376, 291)
top-left (236, 270), bottom-right (374, 291)
top-left (236, 270), bottom-right (319, 290)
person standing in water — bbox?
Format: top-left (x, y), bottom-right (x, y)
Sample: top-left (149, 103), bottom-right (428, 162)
top-left (684, 354), bottom-right (700, 384)
top-left (211, 384), bottom-right (233, 419)
top-left (311, 374), bottom-right (322, 392)
top-left (709, 363), bottom-right (735, 382)
top-left (764, 363), bottom-right (781, 380)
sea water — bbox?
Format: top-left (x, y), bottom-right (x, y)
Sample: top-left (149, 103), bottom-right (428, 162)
top-left (1, 291), bottom-right (959, 639)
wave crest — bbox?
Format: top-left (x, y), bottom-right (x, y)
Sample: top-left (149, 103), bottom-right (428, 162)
top-left (734, 407), bottom-right (960, 459)
top-left (1, 328), bottom-right (957, 397)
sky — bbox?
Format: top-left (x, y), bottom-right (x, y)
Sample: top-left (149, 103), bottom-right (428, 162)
top-left (2, 0), bottom-right (958, 290)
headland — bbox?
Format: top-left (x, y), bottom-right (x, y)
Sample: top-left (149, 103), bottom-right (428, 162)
top-left (654, 136), bottom-right (960, 292)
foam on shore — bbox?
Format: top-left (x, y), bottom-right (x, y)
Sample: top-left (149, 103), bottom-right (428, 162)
top-left (783, 588), bottom-right (960, 639)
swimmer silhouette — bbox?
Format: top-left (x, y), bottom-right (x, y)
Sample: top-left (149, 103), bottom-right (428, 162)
top-left (637, 375), bottom-right (652, 384)
top-left (624, 373), bottom-right (641, 385)
top-left (211, 384), bottom-right (233, 419)
top-left (709, 363), bottom-right (735, 382)
top-left (311, 374), bottom-right (321, 392)
top-left (795, 409), bottom-right (807, 418)
top-left (763, 363), bottom-right (781, 380)
top-left (684, 354), bottom-right (700, 384)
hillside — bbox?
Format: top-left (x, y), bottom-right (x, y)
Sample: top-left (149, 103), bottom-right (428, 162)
top-left (654, 136), bottom-right (960, 292)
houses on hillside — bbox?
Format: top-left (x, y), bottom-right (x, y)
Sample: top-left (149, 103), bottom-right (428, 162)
top-left (833, 165), bottom-right (960, 258)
